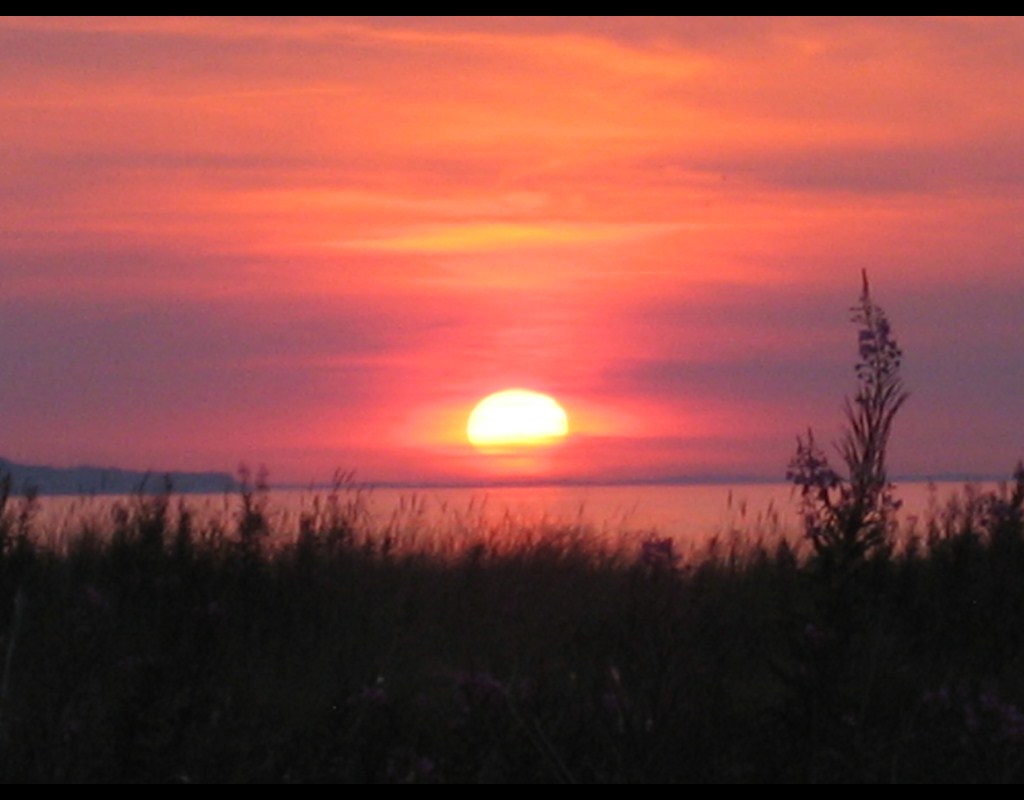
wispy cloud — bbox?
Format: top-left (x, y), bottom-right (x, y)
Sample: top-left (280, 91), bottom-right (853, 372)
top-left (2, 17), bottom-right (1023, 481)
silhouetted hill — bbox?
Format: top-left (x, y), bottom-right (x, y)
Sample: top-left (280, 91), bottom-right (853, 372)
top-left (0, 457), bottom-right (235, 496)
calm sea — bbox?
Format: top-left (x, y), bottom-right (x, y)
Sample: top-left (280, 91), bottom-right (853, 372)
top-left (29, 480), bottom-right (997, 552)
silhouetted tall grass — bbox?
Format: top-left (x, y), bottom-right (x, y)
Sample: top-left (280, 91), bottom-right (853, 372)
top-left (0, 471), bottom-right (1023, 782)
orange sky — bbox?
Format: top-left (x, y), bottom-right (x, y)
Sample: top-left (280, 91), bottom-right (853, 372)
top-left (2, 17), bottom-right (1024, 485)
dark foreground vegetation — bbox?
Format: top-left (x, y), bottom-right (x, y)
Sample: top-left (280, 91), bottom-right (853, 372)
top-left (1, 472), bottom-right (1024, 783)
top-left (3, 276), bottom-right (1022, 783)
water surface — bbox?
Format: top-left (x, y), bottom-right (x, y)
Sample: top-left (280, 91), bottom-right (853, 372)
top-left (29, 479), bottom-right (997, 553)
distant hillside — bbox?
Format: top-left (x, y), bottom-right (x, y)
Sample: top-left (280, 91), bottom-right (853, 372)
top-left (0, 457), bottom-right (236, 496)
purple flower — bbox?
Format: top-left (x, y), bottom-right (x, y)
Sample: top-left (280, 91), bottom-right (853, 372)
top-left (82, 584), bottom-right (110, 611)
top-left (349, 678), bottom-right (388, 707)
top-left (640, 535), bottom-right (680, 571)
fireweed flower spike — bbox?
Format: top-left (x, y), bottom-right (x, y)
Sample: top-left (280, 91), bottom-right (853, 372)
top-left (786, 272), bottom-right (909, 568)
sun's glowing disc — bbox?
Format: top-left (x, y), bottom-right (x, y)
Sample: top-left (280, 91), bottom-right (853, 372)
top-left (467, 389), bottom-right (569, 449)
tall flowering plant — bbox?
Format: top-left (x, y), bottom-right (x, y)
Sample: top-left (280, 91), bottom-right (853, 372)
top-left (787, 273), bottom-right (909, 567)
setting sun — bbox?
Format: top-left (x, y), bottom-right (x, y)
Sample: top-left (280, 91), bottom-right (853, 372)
top-left (466, 389), bottom-right (569, 450)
